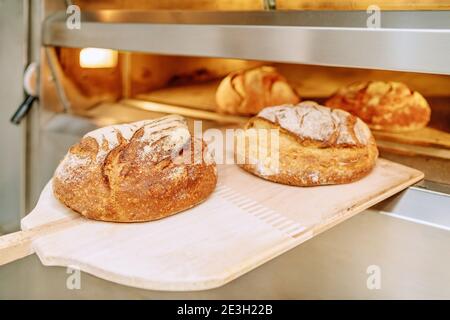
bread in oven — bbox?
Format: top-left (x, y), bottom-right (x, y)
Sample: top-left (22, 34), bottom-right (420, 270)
top-left (53, 115), bottom-right (217, 222)
top-left (325, 81), bottom-right (431, 132)
top-left (216, 66), bottom-right (300, 116)
top-left (236, 101), bottom-right (378, 186)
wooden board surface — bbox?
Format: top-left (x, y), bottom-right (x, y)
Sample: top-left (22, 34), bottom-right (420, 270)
top-left (137, 81), bottom-right (219, 112)
top-left (21, 159), bottom-right (423, 291)
top-left (373, 128), bottom-right (450, 151)
top-left (376, 140), bottom-right (450, 160)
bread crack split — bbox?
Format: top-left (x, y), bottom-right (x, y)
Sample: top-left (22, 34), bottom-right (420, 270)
top-left (53, 115), bottom-right (217, 222)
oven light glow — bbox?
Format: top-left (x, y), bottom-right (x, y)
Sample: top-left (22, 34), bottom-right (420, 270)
top-left (79, 48), bottom-right (118, 68)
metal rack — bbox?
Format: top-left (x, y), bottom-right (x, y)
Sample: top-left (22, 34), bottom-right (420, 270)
top-left (43, 10), bottom-right (450, 74)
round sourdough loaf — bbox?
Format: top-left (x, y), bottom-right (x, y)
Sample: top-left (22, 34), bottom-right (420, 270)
top-left (236, 101), bottom-right (378, 186)
top-left (53, 115), bottom-right (217, 222)
top-left (216, 66), bottom-right (300, 116)
top-left (325, 81), bottom-right (431, 132)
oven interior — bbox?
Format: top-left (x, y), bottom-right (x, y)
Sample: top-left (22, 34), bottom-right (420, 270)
top-left (39, 48), bottom-right (450, 183)
top-left (25, 0), bottom-right (450, 213)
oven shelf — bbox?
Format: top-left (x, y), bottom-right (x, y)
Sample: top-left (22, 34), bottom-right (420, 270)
top-left (43, 10), bottom-right (450, 75)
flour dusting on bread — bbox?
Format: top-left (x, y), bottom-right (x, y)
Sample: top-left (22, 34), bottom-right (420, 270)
top-left (55, 115), bottom-right (193, 184)
top-left (85, 120), bottom-right (152, 162)
top-left (54, 153), bottom-right (91, 183)
top-left (138, 116), bottom-right (190, 161)
top-left (258, 101), bottom-right (370, 146)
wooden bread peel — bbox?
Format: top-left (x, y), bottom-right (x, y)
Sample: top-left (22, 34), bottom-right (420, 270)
top-left (0, 160), bottom-right (423, 291)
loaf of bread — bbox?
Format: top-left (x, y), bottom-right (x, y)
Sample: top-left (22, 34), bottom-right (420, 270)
top-left (216, 66), bottom-right (300, 116)
top-left (53, 115), bottom-right (217, 222)
top-left (236, 101), bottom-right (378, 186)
top-left (325, 81), bottom-right (431, 132)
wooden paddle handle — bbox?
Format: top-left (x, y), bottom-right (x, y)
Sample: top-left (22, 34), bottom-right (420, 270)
top-left (0, 217), bottom-right (80, 266)
top-left (0, 229), bottom-right (37, 266)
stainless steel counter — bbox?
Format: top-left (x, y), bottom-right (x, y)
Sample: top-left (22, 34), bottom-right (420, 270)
top-left (1, 207), bottom-right (449, 299)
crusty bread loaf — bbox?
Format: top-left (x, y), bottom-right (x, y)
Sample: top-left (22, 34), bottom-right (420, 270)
top-left (53, 115), bottom-right (217, 222)
top-left (325, 81), bottom-right (431, 132)
top-left (216, 66), bottom-right (300, 116)
top-left (236, 101), bottom-right (378, 186)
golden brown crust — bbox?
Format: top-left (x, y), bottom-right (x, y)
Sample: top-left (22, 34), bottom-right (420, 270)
top-left (53, 116), bottom-right (217, 222)
top-left (215, 66), bottom-right (300, 116)
top-left (325, 81), bottom-right (431, 132)
top-left (235, 102), bottom-right (378, 186)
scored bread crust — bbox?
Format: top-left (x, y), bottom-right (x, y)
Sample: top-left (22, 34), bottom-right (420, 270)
top-left (325, 81), bottom-right (431, 132)
top-left (236, 102), bottom-right (379, 186)
top-left (216, 66), bottom-right (300, 116)
top-left (53, 115), bottom-right (217, 222)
